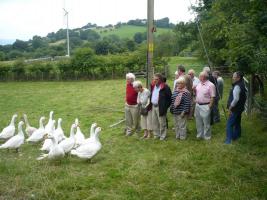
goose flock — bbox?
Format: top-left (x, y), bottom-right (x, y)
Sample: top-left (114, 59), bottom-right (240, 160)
top-left (0, 111), bottom-right (102, 162)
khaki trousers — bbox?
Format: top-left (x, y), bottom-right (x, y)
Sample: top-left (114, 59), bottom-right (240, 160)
top-left (125, 104), bottom-right (140, 135)
top-left (194, 104), bottom-right (211, 140)
top-left (173, 114), bottom-right (187, 139)
top-left (152, 106), bottom-right (167, 139)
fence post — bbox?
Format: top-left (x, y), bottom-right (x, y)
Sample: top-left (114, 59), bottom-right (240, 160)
top-left (248, 75), bottom-right (253, 116)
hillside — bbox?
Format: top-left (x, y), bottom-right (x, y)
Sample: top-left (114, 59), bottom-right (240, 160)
top-left (96, 25), bottom-right (172, 38)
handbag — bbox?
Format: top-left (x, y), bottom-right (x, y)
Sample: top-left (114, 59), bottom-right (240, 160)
top-left (140, 106), bottom-right (149, 116)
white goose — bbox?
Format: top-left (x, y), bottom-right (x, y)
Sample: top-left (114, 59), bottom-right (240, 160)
top-left (37, 134), bottom-right (65, 160)
top-left (58, 123), bottom-right (76, 154)
top-left (0, 114), bottom-right (18, 140)
top-left (0, 121), bottom-right (25, 152)
top-left (54, 118), bottom-right (66, 143)
top-left (40, 120), bottom-right (56, 151)
top-left (26, 117), bottom-right (46, 143)
top-left (81, 123), bottom-right (97, 145)
top-left (23, 114), bottom-right (37, 136)
top-left (45, 111), bottom-right (54, 135)
top-left (71, 127), bottom-right (102, 161)
top-left (74, 118), bottom-right (85, 147)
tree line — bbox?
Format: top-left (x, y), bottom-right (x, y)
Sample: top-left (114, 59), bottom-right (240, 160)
top-left (194, 0), bottom-right (267, 74)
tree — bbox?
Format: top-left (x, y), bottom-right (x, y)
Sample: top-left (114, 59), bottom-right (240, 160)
top-left (195, 0), bottom-right (267, 73)
top-left (32, 36), bottom-right (47, 49)
top-left (0, 51), bottom-right (5, 61)
top-left (12, 39), bottom-right (28, 51)
top-left (95, 40), bottom-right (109, 55)
top-left (134, 32), bottom-right (146, 44)
top-left (125, 40), bottom-right (136, 52)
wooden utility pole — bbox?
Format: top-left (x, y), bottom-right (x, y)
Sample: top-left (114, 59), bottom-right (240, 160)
top-left (146, 0), bottom-right (154, 89)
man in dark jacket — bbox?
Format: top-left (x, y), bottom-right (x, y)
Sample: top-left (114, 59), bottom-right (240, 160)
top-left (225, 71), bottom-right (247, 144)
top-left (151, 73), bottom-right (172, 140)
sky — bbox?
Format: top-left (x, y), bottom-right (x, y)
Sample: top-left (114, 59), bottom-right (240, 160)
top-left (0, 0), bottom-right (195, 42)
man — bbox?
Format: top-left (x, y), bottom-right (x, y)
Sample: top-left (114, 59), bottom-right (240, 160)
top-left (203, 66), bottom-right (220, 123)
top-left (125, 73), bottom-right (139, 136)
top-left (151, 73), bottom-right (172, 140)
top-left (195, 71), bottom-right (216, 140)
top-left (188, 69), bottom-right (200, 118)
top-left (212, 71), bottom-right (224, 99)
top-left (188, 69), bottom-right (200, 89)
top-left (173, 65), bottom-right (192, 93)
top-left (225, 72), bottom-right (247, 144)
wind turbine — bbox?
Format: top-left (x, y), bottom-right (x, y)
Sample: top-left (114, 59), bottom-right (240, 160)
top-left (63, 8), bottom-right (70, 57)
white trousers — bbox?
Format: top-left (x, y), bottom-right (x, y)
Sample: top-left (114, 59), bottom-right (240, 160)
top-left (194, 104), bottom-right (211, 140)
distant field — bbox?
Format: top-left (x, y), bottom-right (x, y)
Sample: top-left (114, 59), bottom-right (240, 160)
top-left (0, 57), bottom-right (266, 199)
top-left (96, 25), bottom-right (173, 39)
top-left (168, 57), bottom-right (206, 76)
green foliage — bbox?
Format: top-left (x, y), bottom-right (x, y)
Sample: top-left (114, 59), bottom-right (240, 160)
top-left (196, 0), bottom-right (267, 73)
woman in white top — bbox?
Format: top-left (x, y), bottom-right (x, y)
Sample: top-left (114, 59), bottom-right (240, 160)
top-left (133, 80), bottom-right (152, 138)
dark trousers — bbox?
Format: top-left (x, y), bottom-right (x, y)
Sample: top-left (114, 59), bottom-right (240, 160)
top-left (226, 111), bottom-right (242, 143)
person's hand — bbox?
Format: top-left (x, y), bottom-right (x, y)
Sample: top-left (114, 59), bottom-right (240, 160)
top-left (181, 111), bottom-right (185, 118)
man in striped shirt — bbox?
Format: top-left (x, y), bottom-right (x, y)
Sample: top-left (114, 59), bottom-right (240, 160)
top-left (170, 77), bottom-right (191, 140)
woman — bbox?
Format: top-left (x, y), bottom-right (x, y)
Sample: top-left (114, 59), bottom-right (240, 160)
top-left (133, 80), bottom-right (152, 139)
top-left (170, 77), bottom-right (191, 140)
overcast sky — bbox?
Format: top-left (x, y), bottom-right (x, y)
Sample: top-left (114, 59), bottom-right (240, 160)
top-left (0, 0), bottom-right (195, 41)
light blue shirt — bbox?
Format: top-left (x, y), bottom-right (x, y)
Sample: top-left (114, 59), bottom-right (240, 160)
top-left (151, 85), bottom-right (160, 105)
top-left (230, 85), bottom-right (241, 107)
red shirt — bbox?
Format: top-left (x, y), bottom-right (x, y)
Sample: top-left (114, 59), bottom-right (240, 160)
top-left (126, 83), bottom-right (138, 105)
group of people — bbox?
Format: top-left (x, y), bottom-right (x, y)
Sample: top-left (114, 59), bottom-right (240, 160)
top-left (124, 65), bottom-right (246, 144)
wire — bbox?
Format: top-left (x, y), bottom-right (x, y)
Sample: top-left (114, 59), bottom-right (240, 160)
top-left (188, 0), bottom-right (228, 120)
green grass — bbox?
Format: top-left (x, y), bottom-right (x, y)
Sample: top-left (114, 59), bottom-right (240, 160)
top-left (97, 25), bottom-right (172, 39)
top-left (0, 57), bottom-right (266, 199)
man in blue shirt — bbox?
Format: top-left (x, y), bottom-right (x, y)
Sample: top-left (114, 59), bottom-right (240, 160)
top-left (150, 73), bottom-right (172, 140)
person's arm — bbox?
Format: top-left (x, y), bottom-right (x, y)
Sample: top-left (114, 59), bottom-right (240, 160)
top-left (209, 83), bottom-right (216, 108)
top-left (145, 90), bottom-right (151, 107)
top-left (209, 97), bottom-right (214, 108)
top-left (167, 86), bottom-right (172, 108)
top-left (182, 92), bottom-right (191, 117)
top-left (137, 92), bottom-right (141, 105)
top-left (229, 85), bottom-right (241, 110)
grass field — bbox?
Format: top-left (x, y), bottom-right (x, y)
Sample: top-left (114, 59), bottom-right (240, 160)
top-left (97, 25), bottom-right (172, 39)
top-left (0, 57), bottom-right (266, 200)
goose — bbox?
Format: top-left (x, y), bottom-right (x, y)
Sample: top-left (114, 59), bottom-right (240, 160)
top-left (0, 114), bottom-right (18, 140)
top-left (74, 118), bottom-right (85, 147)
top-left (45, 111), bottom-right (54, 135)
top-left (23, 114), bottom-right (37, 137)
top-left (26, 117), bottom-right (46, 143)
top-left (40, 120), bottom-right (56, 151)
top-left (71, 127), bottom-right (102, 161)
top-left (58, 124), bottom-right (76, 154)
top-left (81, 123), bottom-right (97, 145)
top-left (54, 118), bottom-right (66, 143)
top-left (0, 121), bottom-right (25, 152)
top-left (37, 134), bottom-right (65, 160)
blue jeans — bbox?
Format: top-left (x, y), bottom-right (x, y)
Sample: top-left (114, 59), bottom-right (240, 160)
top-left (225, 111), bottom-right (242, 143)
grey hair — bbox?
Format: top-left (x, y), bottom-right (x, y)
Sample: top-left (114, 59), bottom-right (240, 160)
top-left (203, 66), bottom-right (210, 73)
top-left (133, 80), bottom-right (142, 88)
top-left (176, 77), bottom-right (186, 84)
top-left (188, 69), bottom-right (195, 75)
top-left (199, 71), bottom-right (209, 80)
top-left (126, 73), bottom-right (135, 80)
